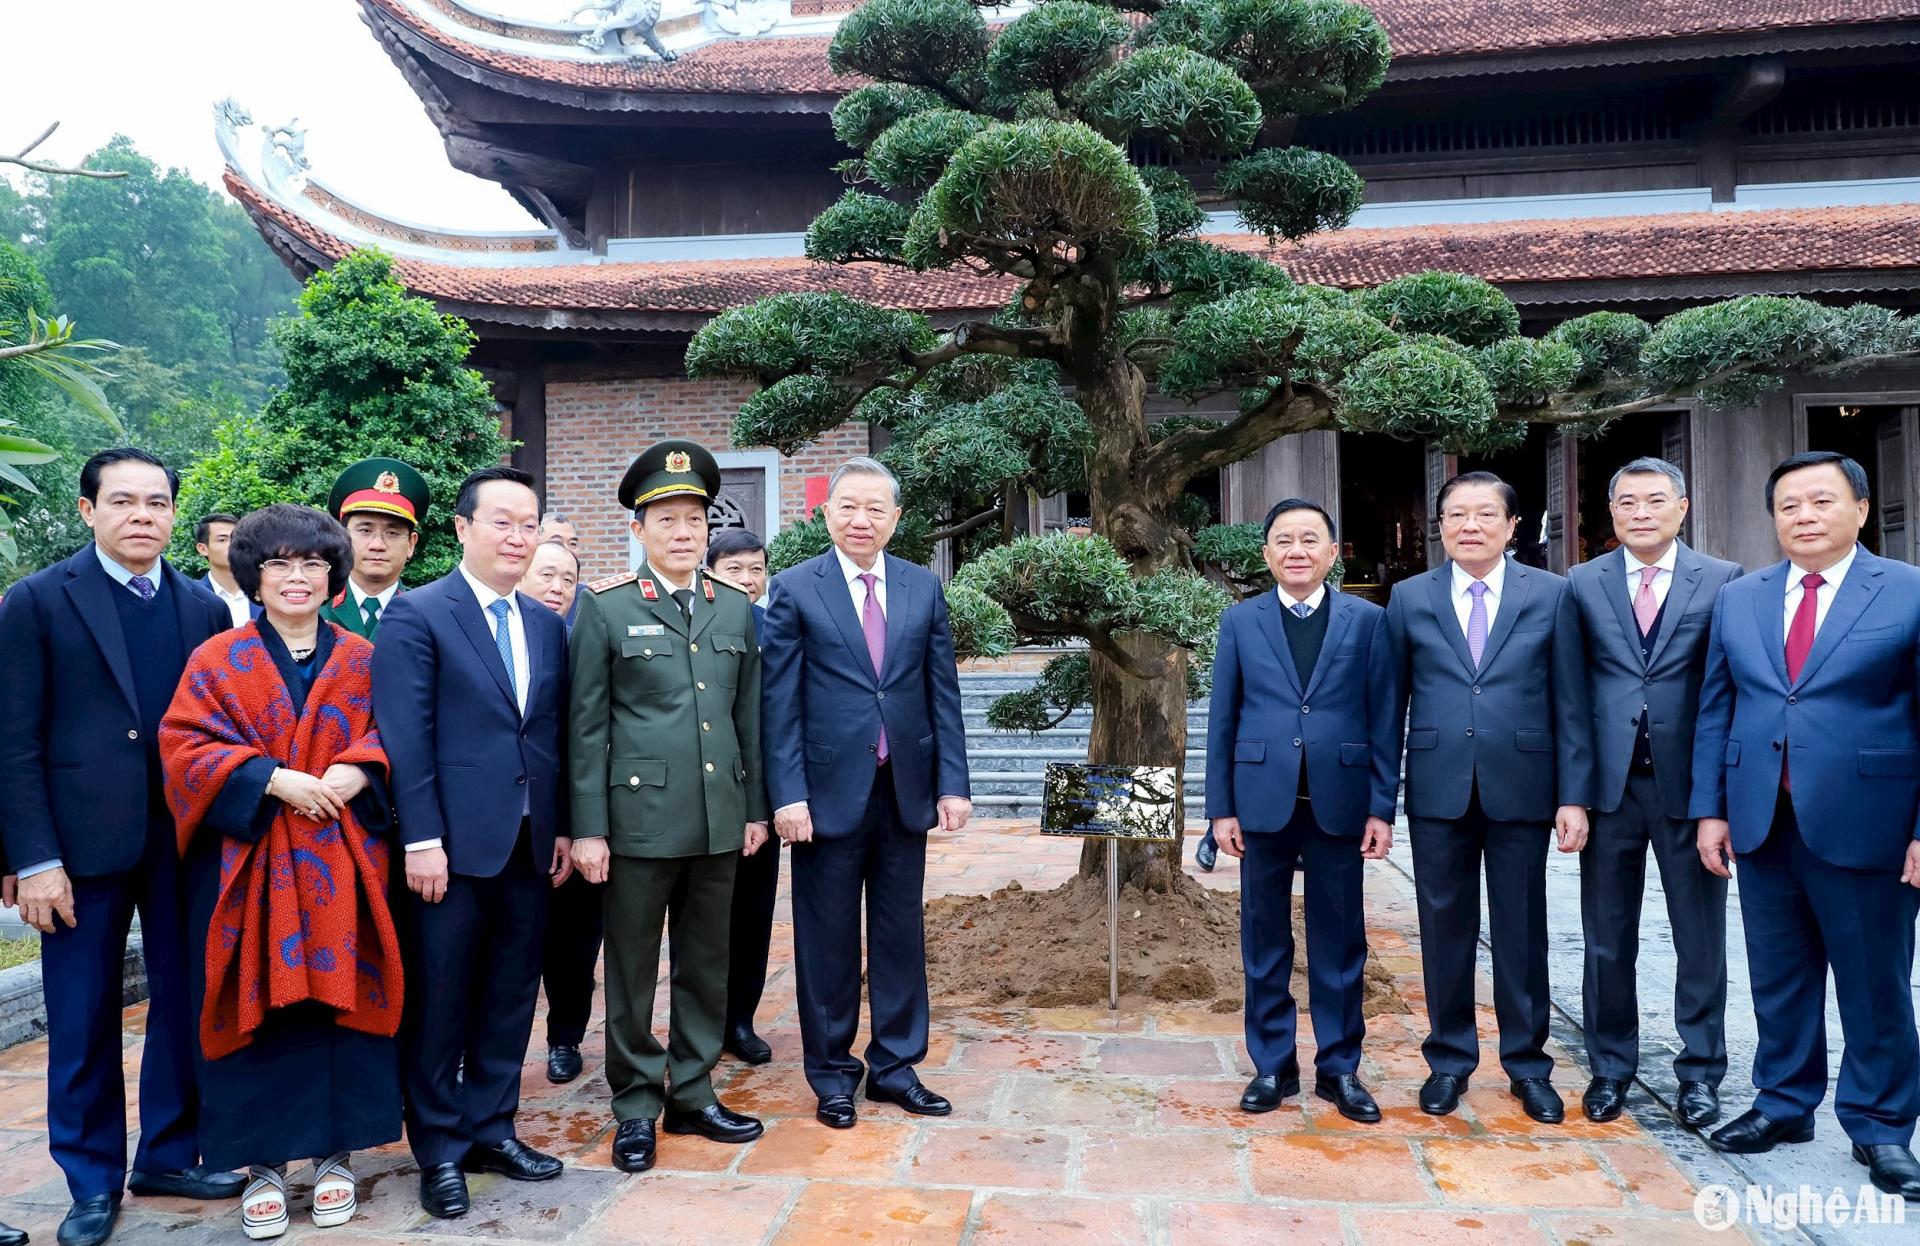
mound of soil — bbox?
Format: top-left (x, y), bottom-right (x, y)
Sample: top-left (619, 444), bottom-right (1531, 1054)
top-left (926, 873), bottom-right (1408, 1016)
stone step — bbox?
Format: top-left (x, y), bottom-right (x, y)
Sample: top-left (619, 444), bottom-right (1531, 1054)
top-left (963, 747), bottom-right (1207, 772)
top-left (969, 771), bottom-right (1210, 797)
top-left (963, 709), bottom-right (1212, 729)
top-left (971, 793), bottom-right (1207, 819)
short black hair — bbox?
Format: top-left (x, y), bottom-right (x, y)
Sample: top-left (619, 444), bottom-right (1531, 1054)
top-left (1436, 470), bottom-right (1519, 519)
top-left (1261, 498), bottom-right (1336, 543)
top-left (229, 504), bottom-right (353, 603)
top-left (194, 512), bottom-right (239, 546)
top-left (1765, 451), bottom-right (1871, 510)
top-left (80, 447), bottom-right (178, 504)
top-left (707, 528), bottom-right (767, 564)
top-left (455, 466), bottom-right (537, 520)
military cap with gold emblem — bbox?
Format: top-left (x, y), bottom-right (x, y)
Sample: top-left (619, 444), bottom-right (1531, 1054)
top-left (618, 439), bottom-right (722, 513)
top-left (327, 457), bottom-right (431, 529)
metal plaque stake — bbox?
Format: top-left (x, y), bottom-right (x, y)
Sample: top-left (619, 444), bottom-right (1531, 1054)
top-left (1107, 838), bottom-right (1119, 1010)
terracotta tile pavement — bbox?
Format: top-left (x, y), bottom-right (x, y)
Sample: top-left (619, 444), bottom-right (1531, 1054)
top-left (0, 821), bottom-right (1748, 1243)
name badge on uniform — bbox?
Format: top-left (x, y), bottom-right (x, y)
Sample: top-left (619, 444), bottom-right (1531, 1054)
top-left (629, 624), bottom-right (667, 637)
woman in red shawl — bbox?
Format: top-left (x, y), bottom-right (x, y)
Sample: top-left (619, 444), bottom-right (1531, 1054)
top-left (161, 504), bottom-right (404, 1241)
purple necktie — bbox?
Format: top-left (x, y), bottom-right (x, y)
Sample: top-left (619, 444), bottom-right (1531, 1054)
top-left (1466, 579), bottom-right (1490, 668)
top-left (128, 574), bottom-right (156, 603)
top-left (859, 572), bottom-right (888, 763)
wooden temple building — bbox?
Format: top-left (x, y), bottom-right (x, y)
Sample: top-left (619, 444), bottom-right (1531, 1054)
top-left (221, 0), bottom-right (1920, 588)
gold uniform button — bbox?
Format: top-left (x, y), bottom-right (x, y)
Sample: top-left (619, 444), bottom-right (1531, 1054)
top-left (696, 681), bottom-right (706, 690)
top-left (689, 642), bottom-right (699, 653)
top-left (643, 648), bottom-right (653, 657)
top-left (628, 776), bottom-right (640, 788)
top-left (701, 722), bottom-right (711, 731)
top-left (703, 762), bottom-right (715, 773)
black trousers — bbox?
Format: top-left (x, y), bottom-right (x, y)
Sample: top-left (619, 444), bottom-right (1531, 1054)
top-left (726, 837), bottom-right (782, 1035)
top-left (400, 824), bottom-right (548, 1168)
top-left (1580, 769), bottom-right (1728, 1084)
top-left (1409, 786), bottom-right (1552, 1080)
top-left (542, 870), bottom-right (605, 1048)
top-left (789, 763), bottom-right (929, 1098)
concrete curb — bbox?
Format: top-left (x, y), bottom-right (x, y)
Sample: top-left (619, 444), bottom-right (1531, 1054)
top-left (0, 933), bottom-right (147, 1052)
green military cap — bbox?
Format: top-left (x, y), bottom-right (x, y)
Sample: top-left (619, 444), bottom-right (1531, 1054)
top-left (327, 457), bottom-right (431, 529)
top-left (618, 439), bottom-right (721, 512)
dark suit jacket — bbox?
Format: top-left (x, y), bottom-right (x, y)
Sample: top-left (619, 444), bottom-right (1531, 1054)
top-left (760, 551), bottom-right (968, 837)
top-left (1688, 546), bottom-right (1920, 871)
top-left (0, 546), bottom-right (230, 876)
top-left (1568, 543), bottom-right (1743, 818)
top-left (1204, 588), bottom-right (1400, 837)
top-left (372, 569), bottom-right (570, 878)
top-left (1387, 558), bottom-right (1593, 824)
top-left (197, 574), bottom-right (261, 624)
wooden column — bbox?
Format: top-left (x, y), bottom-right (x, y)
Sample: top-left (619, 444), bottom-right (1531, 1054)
top-left (1225, 430), bottom-right (1342, 528)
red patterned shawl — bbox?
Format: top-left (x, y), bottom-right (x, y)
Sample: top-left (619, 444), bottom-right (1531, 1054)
top-left (159, 623), bottom-right (403, 1061)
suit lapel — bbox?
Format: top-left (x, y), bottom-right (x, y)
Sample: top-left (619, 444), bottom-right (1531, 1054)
top-left (445, 572), bottom-right (519, 711)
top-left (1254, 592), bottom-right (1304, 697)
top-left (1792, 549), bottom-right (1884, 691)
top-left (65, 549), bottom-right (140, 716)
top-left (1473, 560), bottom-right (1533, 675)
top-left (815, 553), bottom-right (877, 683)
top-left (879, 555), bottom-right (910, 684)
top-left (1425, 566), bottom-right (1476, 676)
top-left (1600, 549), bottom-right (1645, 668)
top-left (516, 591), bottom-right (543, 711)
top-left (1300, 590), bottom-right (1353, 702)
top-left (1646, 544), bottom-right (1704, 667)
top-left (1751, 562), bottom-right (1790, 689)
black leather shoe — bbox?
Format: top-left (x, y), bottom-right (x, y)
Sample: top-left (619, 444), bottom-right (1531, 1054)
top-left (1511, 1078), bottom-right (1565, 1124)
top-left (724, 1026), bottom-right (773, 1066)
top-left (1240, 1068), bottom-right (1302, 1114)
top-left (56, 1195), bottom-right (119, 1246)
top-left (1708, 1108), bottom-right (1815, 1154)
top-left (816, 1094), bottom-right (857, 1129)
top-left (1195, 831), bottom-right (1218, 873)
top-left (461, 1138), bottom-right (563, 1182)
top-left (663, 1102), bottom-right (765, 1143)
top-left (418, 1163), bottom-right (469, 1220)
top-left (1419, 1073), bottom-right (1467, 1116)
top-left (1675, 1081), bottom-right (1721, 1128)
top-left (1582, 1076), bottom-right (1628, 1123)
top-left (1314, 1073), bottom-right (1381, 1123)
top-left (128, 1164), bottom-right (247, 1200)
top-left (0, 1217), bottom-right (27, 1246)
top-left (865, 1080), bottom-right (952, 1117)
top-left (611, 1119), bottom-right (656, 1174)
top-left (547, 1044), bottom-right (583, 1084)
top-left (1853, 1144), bottom-right (1920, 1200)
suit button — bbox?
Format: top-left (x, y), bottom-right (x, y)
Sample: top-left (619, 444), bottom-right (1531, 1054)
top-left (1292, 738), bottom-right (1303, 747)
top-left (1787, 695), bottom-right (1797, 704)
top-left (869, 744), bottom-right (878, 753)
top-left (1301, 705), bottom-right (1310, 714)
top-left (1644, 675), bottom-right (1653, 685)
top-left (1472, 686), bottom-right (1481, 695)
top-left (877, 691), bottom-right (886, 701)
top-left (689, 642), bottom-right (699, 653)
top-left (629, 776), bottom-right (640, 787)
top-left (516, 775), bottom-right (526, 785)
top-left (701, 722), bottom-right (711, 731)
top-left (696, 682), bottom-right (706, 691)
top-left (127, 729), bottom-right (138, 740)
top-left (1466, 728), bottom-right (1475, 737)
top-left (1773, 741), bottom-right (1783, 751)
top-left (704, 762), bottom-right (715, 773)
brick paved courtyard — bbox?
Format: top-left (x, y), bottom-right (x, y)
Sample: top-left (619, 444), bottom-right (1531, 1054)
top-left (0, 824), bottom-right (1748, 1244)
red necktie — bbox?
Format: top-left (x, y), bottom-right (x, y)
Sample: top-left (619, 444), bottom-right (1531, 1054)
top-left (1782, 572), bottom-right (1824, 790)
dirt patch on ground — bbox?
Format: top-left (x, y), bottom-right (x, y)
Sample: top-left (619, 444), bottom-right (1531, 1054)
top-left (925, 874), bottom-right (1408, 1017)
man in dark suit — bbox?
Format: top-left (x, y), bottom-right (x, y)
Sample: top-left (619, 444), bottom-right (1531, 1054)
top-left (0, 448), bottom-right (245, 1246)
top-left (1567, 456), bottom-right (1741, 1127)
top-left (372, 466), bottom-right (574, 1219)
top-left (1205, 498), bottom-right (1398, 1122)
top-left (192, 511), bottom-right (257, 628)
top-left (761, 457), bottom-right (970, 1129)
top-left (706, 526), bottom-right (778, 1066)
top-left (1388, 471), bottom-right (1592, 1124)
top-left (1690, 451), bottom-right (1920, 1200)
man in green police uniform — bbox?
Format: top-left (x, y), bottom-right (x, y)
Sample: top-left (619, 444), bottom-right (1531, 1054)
top-left (319, 456), bottom-right (429, 642)
top-left (569, 439), bottom-right (770, 1174)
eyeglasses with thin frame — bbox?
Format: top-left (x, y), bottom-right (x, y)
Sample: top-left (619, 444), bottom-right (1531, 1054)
top-left (479, 518), bottom-right (540, 539)
top-left (260, 558), bottom-right (331, 579)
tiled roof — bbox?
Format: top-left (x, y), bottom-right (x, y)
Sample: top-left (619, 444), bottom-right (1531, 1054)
top-left (227, 173), bottom-right (1920, 324)
top-left (363, 0), bottom-right (1920, 99)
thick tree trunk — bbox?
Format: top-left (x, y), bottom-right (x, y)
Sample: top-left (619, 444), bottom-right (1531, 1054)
top-left (1077, 636), bottom-right (1189, 890)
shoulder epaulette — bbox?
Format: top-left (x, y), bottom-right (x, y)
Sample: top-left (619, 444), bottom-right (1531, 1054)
top-left (589, 572), bottom-right (637, 594)
top-left (706, 573), bottom-right (747, 597)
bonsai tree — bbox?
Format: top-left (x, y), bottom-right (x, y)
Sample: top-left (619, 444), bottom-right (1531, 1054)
top-left (687, 0), bottom-right (1920, 890)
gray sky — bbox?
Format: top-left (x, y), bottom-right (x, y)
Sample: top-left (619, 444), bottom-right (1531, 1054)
top-left (0, 0), bottom-right (592, 230)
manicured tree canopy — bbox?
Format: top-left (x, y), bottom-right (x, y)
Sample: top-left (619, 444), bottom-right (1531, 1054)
top-left (687, 0), bottom-right (1920, 886)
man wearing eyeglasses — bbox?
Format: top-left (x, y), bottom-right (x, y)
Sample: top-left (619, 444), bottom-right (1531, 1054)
top-left (1565, 457), bottom-right (1740, 1129)
top-left (320, 457), bottom-right (430, 643)
top-left (1387, 471), bottom-right (1593, 1126)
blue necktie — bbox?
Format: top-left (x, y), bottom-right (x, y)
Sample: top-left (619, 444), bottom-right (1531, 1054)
top-left (488, 598), bottom-right (518, 703)
top-left (1290, 601), bottom-right (1312, 619)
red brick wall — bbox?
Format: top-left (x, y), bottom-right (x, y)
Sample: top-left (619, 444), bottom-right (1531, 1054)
top-left (544, 375), bottom-right (869, 579)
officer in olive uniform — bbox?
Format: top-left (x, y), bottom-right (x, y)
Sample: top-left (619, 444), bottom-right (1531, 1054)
top-left (319, 457), bottom-right (430, 642)
top-left (568, 439), bottom-right (770, 1174)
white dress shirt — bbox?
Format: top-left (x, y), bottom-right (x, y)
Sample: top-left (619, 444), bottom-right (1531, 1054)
top-left (1621, 541), bottom-right (1679, 613)
top-left (1450, 556), bottom-right (1509, 637)
top-left (835, 545), bottom-right (887, 618)
top-left (1784, 543), bottom-right (1859, 638)
top-left (207, 574), bottom-right (251, 627)
top-left (347, 578), bottom-right (400, 626)
top-left (1276, 583), bottom-right (1328, 615)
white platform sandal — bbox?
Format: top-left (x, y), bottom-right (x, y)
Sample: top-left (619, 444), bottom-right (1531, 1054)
top-left (311, 1152), bottom-right (357, 1228)
top-left (242, 1166), bottom-right (289, 1240)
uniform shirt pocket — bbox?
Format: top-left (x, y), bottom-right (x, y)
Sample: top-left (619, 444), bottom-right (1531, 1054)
top-left (610, 759), bottom-right (668, 790)
top-left (621, 637), bottom-right (677, 660)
